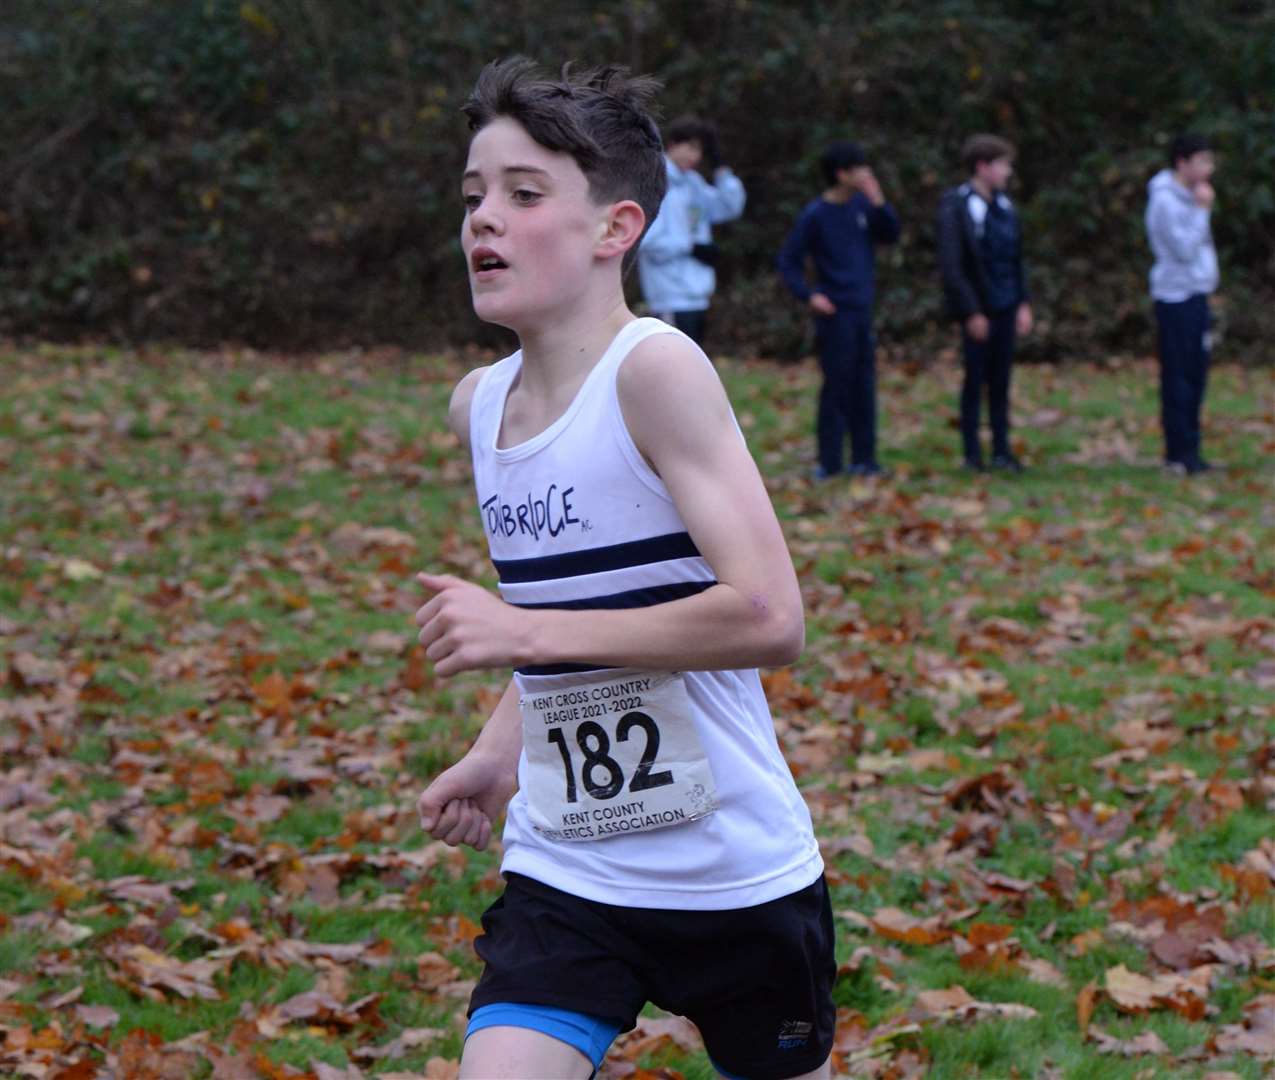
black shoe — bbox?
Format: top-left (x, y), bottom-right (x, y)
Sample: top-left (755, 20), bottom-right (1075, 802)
top-left (990, 454), bottom-right (1024, 473)
top-left (811, 464), bottom-right (841, 482)
top-left (1185, 457), bottom-right (1214, 474)
top-left (849, 461), bottom-right (887, 478)
top-left (963, 457), bottom-right (986, 472)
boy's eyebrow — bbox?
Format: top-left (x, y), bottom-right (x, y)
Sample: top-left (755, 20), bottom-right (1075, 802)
top-left (462, 164), bottom-right (553, 181)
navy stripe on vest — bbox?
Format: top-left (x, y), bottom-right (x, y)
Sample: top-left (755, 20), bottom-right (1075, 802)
top-left (513, 579), bottom-right (714, 612)
top-left (493, 531), bottom-right (702, 584)
top-left (518, 661), bottom-right (613, 676)
top-left (511, 579), bottom-right (715, 677)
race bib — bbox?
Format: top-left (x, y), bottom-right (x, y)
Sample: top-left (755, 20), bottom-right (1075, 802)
top-left (519, 671), bottom-right (718, 842)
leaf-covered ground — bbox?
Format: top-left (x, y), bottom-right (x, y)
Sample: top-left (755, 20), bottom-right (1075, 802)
top-left (1, 341), bottom-right (1273, 1079)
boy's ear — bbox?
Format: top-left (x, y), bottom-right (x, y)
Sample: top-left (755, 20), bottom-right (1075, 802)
top-left (596, 200), bottom-right (646, 261)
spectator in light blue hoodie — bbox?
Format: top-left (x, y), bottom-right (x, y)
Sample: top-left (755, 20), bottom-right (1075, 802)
top-left (637, 117), bottom-right (746, 348)
top-left (1145, 132), bottom-right (1219, 475)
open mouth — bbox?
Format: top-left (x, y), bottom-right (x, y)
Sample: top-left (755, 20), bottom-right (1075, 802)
top-left (472, 249), bottom-right (508, 273)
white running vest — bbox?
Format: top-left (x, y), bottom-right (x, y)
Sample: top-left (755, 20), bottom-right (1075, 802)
top-left (467, 317), bottom-right (822, 910)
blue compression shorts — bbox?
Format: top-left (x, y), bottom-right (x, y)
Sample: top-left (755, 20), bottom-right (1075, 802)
top-left (467, 1002), bottom-right (622, 1071)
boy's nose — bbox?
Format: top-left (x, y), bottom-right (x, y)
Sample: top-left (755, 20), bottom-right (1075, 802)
top-left (468, 201), bottom-right (503, 236)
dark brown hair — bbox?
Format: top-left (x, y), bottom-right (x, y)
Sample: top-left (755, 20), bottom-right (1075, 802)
top-left (1170, 132), bottom-right (1211, 168)
top-left (962, 133), bottom-right (1016, 175)
top-left (665, 115), bottom-right (709, 148)
top-left (462, 57), bottom-right (667, 272)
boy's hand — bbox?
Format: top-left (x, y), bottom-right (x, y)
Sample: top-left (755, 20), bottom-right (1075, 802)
top-left (965, 313), bottom-right (990, 342)
top-left (809, 292), bottom-right (837, 316)
top-left (1015, 302), bottom-right (1033, 336)
top-left (418, 751), bottom-right (518, 850)
top-left (415, 572), bottom-right (533, 676)
top-left (1194, 181), bottom-right (1216, 210)
top-left (851, 166), bottom-right (885, 206)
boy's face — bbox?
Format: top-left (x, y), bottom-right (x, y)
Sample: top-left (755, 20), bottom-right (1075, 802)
top-left (1177, 150), bottom-right (1215, 186)
top-left (834, 164), bottom-right (870, 190)
top-left (667, 138), bottom-right (703, 172)
top-left (461, 117), bottom-right (608, 329)
top-left (976, 156), bottom-right (1014, 192)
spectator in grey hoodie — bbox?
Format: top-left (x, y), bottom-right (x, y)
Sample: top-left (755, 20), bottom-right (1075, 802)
top-left (1145, 133), bottom-right (1218, 474)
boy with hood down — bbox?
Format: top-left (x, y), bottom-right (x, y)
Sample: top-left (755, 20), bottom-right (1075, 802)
top-left (1145, 133), bottom-right (1219, 474)
top-left (637, 116), bottom-right (746, 347)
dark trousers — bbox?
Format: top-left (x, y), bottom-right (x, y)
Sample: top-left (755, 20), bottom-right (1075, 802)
top-left (814, 308), bottom-right (877, 473)
top-left (1154, 294), bottom-right (1211, 464)
top-left (960, 308), bottom-right (1017, 462)
top-left (658, 309), bottom-right (708, 347)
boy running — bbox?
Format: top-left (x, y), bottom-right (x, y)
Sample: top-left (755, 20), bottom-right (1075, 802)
top-left (415, 58), bottom-right (833, 1080)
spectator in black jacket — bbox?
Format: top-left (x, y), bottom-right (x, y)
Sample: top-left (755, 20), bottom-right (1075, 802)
top-left (936, 134), bottom-right (1033, 472)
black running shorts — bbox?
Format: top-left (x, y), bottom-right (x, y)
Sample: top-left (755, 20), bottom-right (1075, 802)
top-left (468, 871), bottom-right (837, 1080)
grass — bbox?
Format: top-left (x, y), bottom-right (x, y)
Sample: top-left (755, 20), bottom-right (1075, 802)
top-left (1, 341), bottom-right (1273, 1077)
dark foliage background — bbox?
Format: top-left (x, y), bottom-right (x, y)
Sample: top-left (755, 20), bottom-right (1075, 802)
top-left (2, 0), bottom-right (1273, 358)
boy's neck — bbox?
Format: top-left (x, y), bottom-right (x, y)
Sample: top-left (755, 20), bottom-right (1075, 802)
top-left (515, 291), bottom-right (635, 392)
top-left (969, 176), bottom-right (997, 201)
top-left (821, 184), bottom-right (855, 204)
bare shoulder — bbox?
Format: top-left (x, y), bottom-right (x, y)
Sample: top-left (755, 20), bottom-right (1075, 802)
top-left (447, 366), bottom-right (490, 449)
top-left (617, 332), bottom-right (736, 462)
top-left (617, 333), bottom-right (732, 422)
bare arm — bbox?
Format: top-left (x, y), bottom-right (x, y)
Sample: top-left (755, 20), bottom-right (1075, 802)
top-left (416, 678), bottom-right (521, 849)
top-left (459, 678), bottom-right (523, 780)
top-left (415, 363), bottom-right (510, 851)
top-left (446, 365), bottom-right (488, 450)
top-left (417, 333), bottom-right (803, 675)
top-left (539, 333), bottom-right (802, 669)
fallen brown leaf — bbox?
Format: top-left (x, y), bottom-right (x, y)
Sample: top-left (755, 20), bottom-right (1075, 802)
top-left (870, 906), bottom-right (949, 946)
top-left (911, 984), bottom-right (1037, 1023)
top-left (107, 943), bottom-right (225, 1001)
top-left (1213, 994), bottom-right (1275, 1057)
top-left (1076, 981), bottom-right (1099, 1036)
top-left (1087, 1025), bottom-right (1170, 1057)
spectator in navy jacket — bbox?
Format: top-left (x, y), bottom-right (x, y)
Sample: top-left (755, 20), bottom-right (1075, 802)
top-left (936, 134), bottom-right (1033, 473)
top-left (778, 141), bottom-right (900, 479)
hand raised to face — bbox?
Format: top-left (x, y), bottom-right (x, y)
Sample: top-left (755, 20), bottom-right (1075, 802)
top-left (850, 166), bottom-right (885, 206)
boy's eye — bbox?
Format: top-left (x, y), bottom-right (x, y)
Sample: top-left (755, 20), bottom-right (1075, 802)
top-left (511, 189), bottom-right (542, 205)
